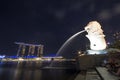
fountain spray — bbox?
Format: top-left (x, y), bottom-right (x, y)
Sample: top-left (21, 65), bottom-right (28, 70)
top-left (57, 30), bottom-right (86, 56)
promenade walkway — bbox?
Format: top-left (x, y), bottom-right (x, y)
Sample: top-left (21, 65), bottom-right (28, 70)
top-left (96, 67), bottom-right (120, 80)
top-left (74, 69), bottom-right (101, 80)
top-left (74, 67), bottom-right (120, 80)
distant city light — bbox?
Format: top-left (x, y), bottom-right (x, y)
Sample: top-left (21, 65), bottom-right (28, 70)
top-left (18, 58), bottom-right (24, 61)
top-left (0, 55), bottom-right (5, 59)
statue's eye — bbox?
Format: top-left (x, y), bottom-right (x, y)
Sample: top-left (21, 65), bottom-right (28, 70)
top-left (87, 28), bottom-right (90, 30)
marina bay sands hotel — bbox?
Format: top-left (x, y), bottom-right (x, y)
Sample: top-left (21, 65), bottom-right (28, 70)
top-left (15, 42), bottom-right (44, 58)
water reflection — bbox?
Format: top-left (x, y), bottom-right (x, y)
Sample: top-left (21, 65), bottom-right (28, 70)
top-left (0, 62), bottom-right (77, 80)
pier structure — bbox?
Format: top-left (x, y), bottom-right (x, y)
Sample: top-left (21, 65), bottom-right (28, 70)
top-left (15, 42), bottom-right (44, 58)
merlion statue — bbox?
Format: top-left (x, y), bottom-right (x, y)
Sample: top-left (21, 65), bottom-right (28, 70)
top-left (85, 21), bottom-right (107, 50)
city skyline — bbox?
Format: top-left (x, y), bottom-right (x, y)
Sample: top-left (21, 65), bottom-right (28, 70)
top-left (0, 0), bottom-right (120, 55)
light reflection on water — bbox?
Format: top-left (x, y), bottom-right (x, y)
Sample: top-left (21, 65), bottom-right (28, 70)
top-left (0, 62), bottom-right (78, 80)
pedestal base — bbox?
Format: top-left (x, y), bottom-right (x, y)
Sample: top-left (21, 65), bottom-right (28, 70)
top-left (86, 49), bottom-right (107, 55)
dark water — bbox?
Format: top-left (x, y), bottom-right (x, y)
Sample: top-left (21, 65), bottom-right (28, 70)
top-left (0, 62), bottom-right (78, 80)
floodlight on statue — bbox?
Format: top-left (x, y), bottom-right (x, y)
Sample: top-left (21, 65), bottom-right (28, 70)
top-left (84, 21), bottom-right (107, 53)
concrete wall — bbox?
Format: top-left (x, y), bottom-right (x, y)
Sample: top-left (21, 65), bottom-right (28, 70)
top-left (78, 54), bottom-right (107, 70)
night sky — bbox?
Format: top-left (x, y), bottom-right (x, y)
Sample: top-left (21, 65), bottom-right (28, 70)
top-left (0, 0), bottom-right (120, 56)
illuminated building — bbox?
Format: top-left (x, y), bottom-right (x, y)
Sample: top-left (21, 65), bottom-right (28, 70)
top-left (15, 42), bottom-right (44, 57)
